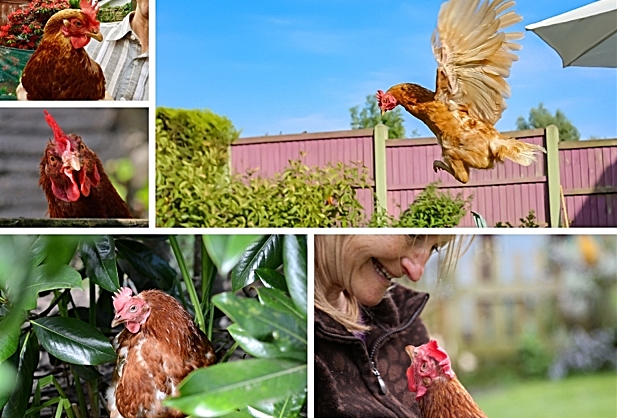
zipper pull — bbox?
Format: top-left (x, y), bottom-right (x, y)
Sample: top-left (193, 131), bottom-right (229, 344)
top-left (371, 362), bottom-right (388, 395)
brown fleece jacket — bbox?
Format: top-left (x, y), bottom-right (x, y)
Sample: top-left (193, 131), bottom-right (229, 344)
top-left (315, 284), bottom-right (430, 417)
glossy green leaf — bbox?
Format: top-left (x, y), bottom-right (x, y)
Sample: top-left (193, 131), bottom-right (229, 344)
top-left (30, 236), bottom-right (80, 269)
top-left (230, 236), bottom-right (283, 292)
top-left (1, 331), bottom-right (39, 418)
top-left (79, 236), bottom-right (119, 292)
top-left (255, 287), bottom-right (303, 319)
top-left (273, 393), bottom-right (306, 418)
top-left (212, 293), bottom-right (306, 348)
top-left (227, 324), bottom-right (305, 362)
top-left (115, 239), bottom-right (176, 290)
top-left (31, 317), bottom-right (116, 365)
top-left (283, 236), bottom-right (307, 319)
top-left (165, 359), bottom-right (306, 417)
top-left (22, 264), bottom-right (82, 311)
top-left (0, 362), bottom-right (16, 411)
top-left (203, 235), bottom-right (262, 277)
top-left (254, 268), bottom-right (287, 293)
top-left (0, 311), bottom-right (26, 364)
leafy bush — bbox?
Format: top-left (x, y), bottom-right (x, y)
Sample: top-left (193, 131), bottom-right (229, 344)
top-left (495, 210), bottom-right (540, 228)
top-left (156, 108), bottom-right (373, 227)
top-left (0, 0), bottom-right (71, 50)
top-left (516, 327), bottom-right (553, 378)
top-left (392, 181), bottom-right (472, 228)
top-left (0, 234), bottom-right (307, 417)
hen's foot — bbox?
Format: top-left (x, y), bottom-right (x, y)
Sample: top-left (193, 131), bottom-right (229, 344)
top-left (433, 160), bottom-right (452, 174)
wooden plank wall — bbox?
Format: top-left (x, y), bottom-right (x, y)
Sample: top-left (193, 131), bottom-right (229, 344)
top-left (230, 127), bottom-right (617, 227)
top-left (559, 140), bottom-right (617, 227)
top-left (0, 0), bottom-right (27, 25)
top-left (385, 130), bottom-right (548, 227)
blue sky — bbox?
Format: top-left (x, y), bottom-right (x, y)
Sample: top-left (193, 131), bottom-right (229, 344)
top-left (157, 1), bottom-right (617, 140)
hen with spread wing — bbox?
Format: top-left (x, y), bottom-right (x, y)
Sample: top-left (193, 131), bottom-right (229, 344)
top-left (377, 0), bottom-right (545, 184)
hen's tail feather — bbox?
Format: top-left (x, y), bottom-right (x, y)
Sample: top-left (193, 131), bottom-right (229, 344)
top-left (490, 138), bottom-right (547, 166)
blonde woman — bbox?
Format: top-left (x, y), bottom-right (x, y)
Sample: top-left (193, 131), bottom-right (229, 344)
top-left (314, 235), bottom-right (464, 417)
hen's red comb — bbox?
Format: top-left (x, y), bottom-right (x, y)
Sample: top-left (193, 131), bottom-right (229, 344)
top-left (80, 0), bottom-right (100, 27)
top-left (44, 110), bottom-right (70, 153)
top-left (424, 339), bottom-right (455, 379)
top-left (112, 287), bottom-right (133, 312)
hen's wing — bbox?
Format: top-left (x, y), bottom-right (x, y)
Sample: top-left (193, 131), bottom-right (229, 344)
top-left (431, 0), bottom-right (523, 124)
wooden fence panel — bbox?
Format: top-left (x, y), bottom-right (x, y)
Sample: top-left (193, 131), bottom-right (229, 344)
top-left (385, 131), bottom-right (548, 226)
top-left (0, 0), bottom-right (27, 25)
top-left (559, 140), bottom-right (617, 227)
top-left (230, 126), bottom-right (617, 227)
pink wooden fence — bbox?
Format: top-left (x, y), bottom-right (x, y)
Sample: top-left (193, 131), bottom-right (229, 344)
top-left (559, 139), bottom-right (617, 227)
top-left (386, 131), bottom-right (548, 227)
top-left (231, 127), bottom-right (617, 227)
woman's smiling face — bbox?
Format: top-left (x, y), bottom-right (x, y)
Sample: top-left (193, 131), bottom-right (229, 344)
top-left (334, 235), bottom-right (440, 307)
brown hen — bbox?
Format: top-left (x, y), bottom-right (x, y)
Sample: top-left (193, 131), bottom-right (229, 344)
top-left (22, 0), bottom-right (105, 100)
top-left (107, 288), bottom-right (217, 418)
top-left (406, 339), bottom-right (487, 418)
top-left (377, 0), bottom-right (545, 184)
top-left (39, 110), bottom-right (132, 218)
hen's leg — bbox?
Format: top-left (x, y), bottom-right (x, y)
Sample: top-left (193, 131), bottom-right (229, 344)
top-left (433, 159), bottom-right (469, 184)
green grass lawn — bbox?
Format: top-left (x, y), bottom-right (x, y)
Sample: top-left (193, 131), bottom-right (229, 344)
top-left (473, 372), bottom-right (617, 418)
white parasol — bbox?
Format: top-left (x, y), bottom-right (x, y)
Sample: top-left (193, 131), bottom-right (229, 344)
top-left (525, 0), bottom-right (617, 68)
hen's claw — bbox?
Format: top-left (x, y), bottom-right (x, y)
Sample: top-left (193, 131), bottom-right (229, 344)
top-left (433, 160), bottom-right (450, 173)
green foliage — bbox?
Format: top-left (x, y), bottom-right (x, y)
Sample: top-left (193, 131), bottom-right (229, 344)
top-left (156, 107), bottom-right (374, 227)
top-left (391, 182), bottom-right (472, 228)
top-left (166, 235), bottom-right (308, 417)
top-left (495, 210), bottom-right (540, 228)
top-left (0, 234), bottom-right (308, 418)
top-left (516, 327), bottom-right (553, 378)
top-left (516, 103), bottom-right (580, 141)
top-left (350, 94), bottom-right (407, 139)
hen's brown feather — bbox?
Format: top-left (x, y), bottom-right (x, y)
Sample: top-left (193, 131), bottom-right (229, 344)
top-left (108, 290), bottom-right (216, 418)
top-left (419, 377), bottom-right (487, 418)
top-left (22, 9), bottom-right (105, 100)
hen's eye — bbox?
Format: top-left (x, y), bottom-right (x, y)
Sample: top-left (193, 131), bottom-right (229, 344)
top-left (129, 305), bottom-right (137, 313)
top-left (75, 21), bottom-right (82, 27)
top-left (421, 362), bottom-right (428, 371)
top-left (49, 156), bottom-right (56, 163)
top-left (79, 143), bottom-right (85, 150)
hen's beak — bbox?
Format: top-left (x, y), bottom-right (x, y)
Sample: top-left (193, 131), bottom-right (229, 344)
top-left (87, 29), bottom-right (103, 42)
top-left (405, 345), bottom-right (416, 361)
top-left (380, 109), bottom-right (386, 116)
top-left (111, 315), bottom-right (124, 328)
top-left (62, 151), bottom-right (81, 172)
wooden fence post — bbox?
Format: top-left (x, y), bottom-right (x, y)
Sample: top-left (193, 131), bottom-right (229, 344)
top-left (545, 125), bottom-right (561, 227)
top-left (373, 124), bottom-right (388, 211)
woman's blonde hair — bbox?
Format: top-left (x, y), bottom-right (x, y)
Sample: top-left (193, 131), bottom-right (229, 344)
top-left (314, 235), bottom-right (470, 333)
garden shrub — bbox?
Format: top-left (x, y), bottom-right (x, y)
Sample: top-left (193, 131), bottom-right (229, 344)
top-left (392, 182), bottom-right (472, 228)
top-left (156, 108), bottom-right (374, 227)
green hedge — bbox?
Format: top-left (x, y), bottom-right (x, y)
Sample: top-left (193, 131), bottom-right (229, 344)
top-left (156, 108), bottom-right (374, 227)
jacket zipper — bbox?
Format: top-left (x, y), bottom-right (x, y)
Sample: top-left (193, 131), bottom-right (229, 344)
top-left (368, 293), bottom-right (429, 395)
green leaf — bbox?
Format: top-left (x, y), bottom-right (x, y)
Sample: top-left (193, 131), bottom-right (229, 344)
top-left (31, 317), bottom-right (116, 365)
top-left (79, 236), bottom-right (119, 292)
top-left (0, 362), bottom-right (16, 411)
top-left (30, 236), bottom-right (80, 268)
top-left (203, 235), bottom-right (262, 276)
top-left (0, 312), bottom-right (25, 364)
top-left (227, 324), bottom-right (305, 362)
top-left (230, 236), bottom-right (283, 292)
top-left (115, 239), bottom-right (176, 290)
top-left (1, 331), bottom-right (39, 418)
top-left (283, 236), bottom-right (307, 319)
top-left (273, 393), bottom-right (306, 418)
top-left (255, 287), bottom-right (303, 319)
top-left (254, 268), bottom-right (288, 293)
top-left (22, 265), bottom-right (82, 311)
top-left (212, 293), bottom-right (306, 348)
top-left (165, 359), bottom-right (307, 417)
